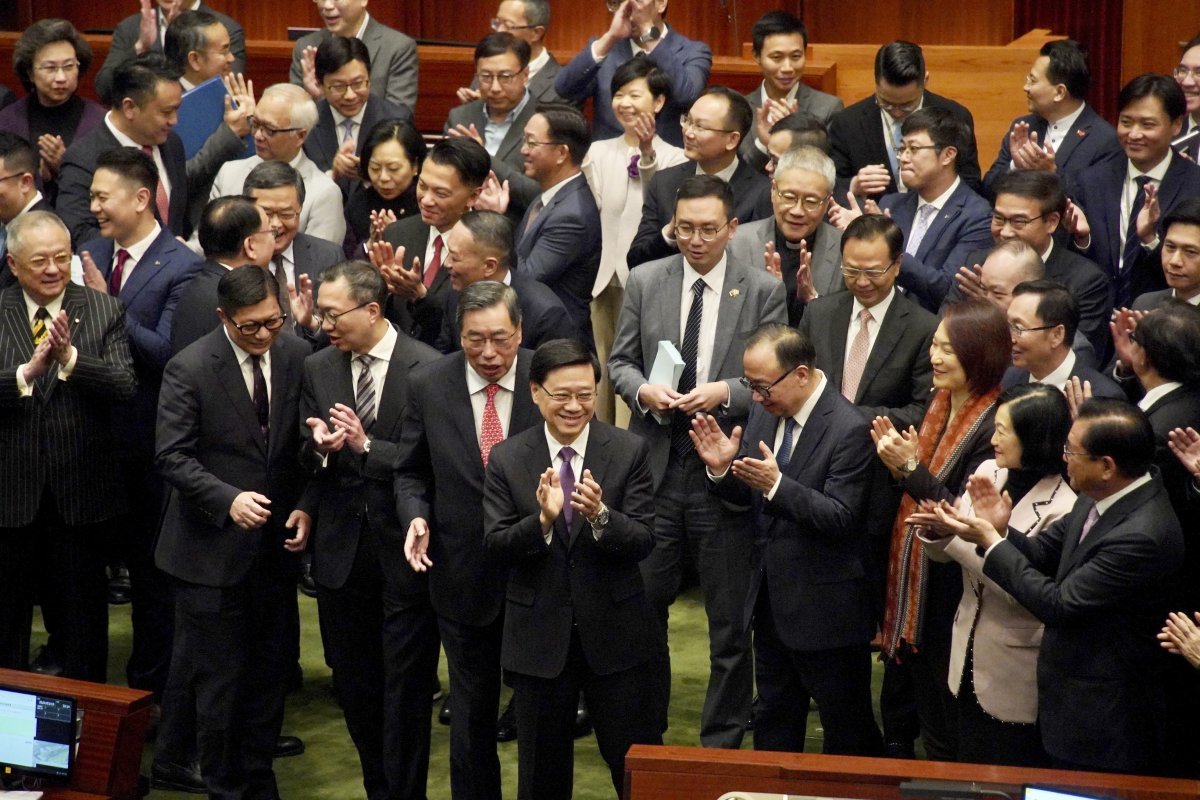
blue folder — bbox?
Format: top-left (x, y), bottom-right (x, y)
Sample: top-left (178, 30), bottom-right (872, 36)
top-left (177, 76), bottom-right (254, 159)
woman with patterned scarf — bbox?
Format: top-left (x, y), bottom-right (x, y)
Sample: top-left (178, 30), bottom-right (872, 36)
top-left (870, 300), bottom-right (1010, 761)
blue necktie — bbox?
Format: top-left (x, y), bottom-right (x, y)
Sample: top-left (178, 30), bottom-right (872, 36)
top-left (777, 418), bottom-right (798, 468)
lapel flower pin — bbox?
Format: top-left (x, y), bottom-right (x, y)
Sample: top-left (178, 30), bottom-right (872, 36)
top-left (728, 289), bottom-right (740, 297)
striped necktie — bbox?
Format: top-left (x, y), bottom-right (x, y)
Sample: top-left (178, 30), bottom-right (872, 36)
top-left (356, 354), bottom-right (377, 431)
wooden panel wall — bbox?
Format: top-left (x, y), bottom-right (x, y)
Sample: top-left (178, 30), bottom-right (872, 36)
top-left (1120, 0), bottom-right (1200, 83)
top-left (803, 0), bottom-right (1015, 46)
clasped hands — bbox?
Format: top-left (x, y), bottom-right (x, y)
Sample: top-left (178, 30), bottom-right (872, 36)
top-left (22, 309), bottom-right (74, 385)
top-left (688, 414), bottom-right (780, 493)
top-left (537, 467), bottom-right (605, 532)
top-left (638, 381), bottom-right (729, 417)
top-left (870, 416), bottom-right (918, 479)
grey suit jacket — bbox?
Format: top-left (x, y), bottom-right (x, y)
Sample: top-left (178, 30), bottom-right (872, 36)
top-left (726, 217), bottom-right (843, 325)
top-left (291, 19), bottom-right (418, 112)
top-left (739, 83), bottom-right (844, 171)
top-left (445, 95), bottom-right (541, 215)
top-left (608, 251), bottom-right (788, 485)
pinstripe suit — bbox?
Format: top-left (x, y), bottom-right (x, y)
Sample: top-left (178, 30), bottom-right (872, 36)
top-left (0, 282), bottom-right (137, 680)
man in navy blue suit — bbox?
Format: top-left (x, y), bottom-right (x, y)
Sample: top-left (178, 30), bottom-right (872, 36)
top-left (1064, 74), bottom-right (1200, 308)
top-left (983, 40), bottom-right (1121, 196)
top-left (77, 146), bottom-right (202, 699)
top-left (554, 0), bottom-right (711, 147)
top-left (877, 108), bottom-right (992, 309)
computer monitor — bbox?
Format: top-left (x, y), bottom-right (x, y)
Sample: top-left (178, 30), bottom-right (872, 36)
top-left (1025, 788), bottom-right (1109, 800)
top-left (0, 685), bottom-right (76, 782)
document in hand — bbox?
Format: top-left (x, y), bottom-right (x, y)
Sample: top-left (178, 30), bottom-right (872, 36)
top-left (648, 340), bottom-right (684, 425)
top-left (177, 77), bottom-right (254, 160)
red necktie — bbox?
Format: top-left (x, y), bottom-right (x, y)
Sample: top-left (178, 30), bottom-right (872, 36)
top-left (141, 145), bottom-right (170, 226)
top-left (110, 249), bottom-right (130, 295)
top-left (480, 383), bottom-right (503, 466)
top-left (423, 236), bottom-right (443, 289)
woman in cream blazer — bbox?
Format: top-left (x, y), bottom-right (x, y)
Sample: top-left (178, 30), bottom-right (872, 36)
top-left (581, 55), bottom-right (686, 425)
top-left (918, 383), bottom-right (1076, 767)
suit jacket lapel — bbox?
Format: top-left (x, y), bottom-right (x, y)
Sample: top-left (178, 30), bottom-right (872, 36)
top-left (211, 337), bottom-right (267, 456)
top-left (916, 185), bottom-right (965, 262)
top-left (857, 293), bottom-right (908, 400)
top-left (446, 356), bottom-right (486, 470)
top-left (1157, 155), bottom-right (1193, 214)
top-left (784, 386), bottom-right (833, 478)
top-left (374, 332), bottom-right (414, 433)
top-left (891, 194), bottom-right (917, 235)
top-left (658, 257), bottom-right (685, 353)
top-left (496, 100), bottom-right (534, 164)
top-left (120, 229), bottom-right (169, 305)
top-left (314, 102), bottom-right (338, 162)
top-left (1050, 110), bottom-right (1086, 166)
top-left (826, 293), bottom-right (853, 388)
top-left (710, 260), bottom-right (746, 379)
top-left (3, 289), bottom-right (34, 367)
top-left (812, 222), bottom-right (843, 296)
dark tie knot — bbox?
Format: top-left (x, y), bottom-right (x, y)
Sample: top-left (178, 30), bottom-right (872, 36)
top-left (1135, 175), bottom-right (1152, 188)
top-left (35, 307), bottom-right (49, 321)
top-left (691, 278), bottom-right (706, 297)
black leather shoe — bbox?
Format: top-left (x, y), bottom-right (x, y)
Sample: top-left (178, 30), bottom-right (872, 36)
top-left (496, 698), bottom-right (517, 742)
top-left (573, 696), bottom-right (591, 739)
top-left (275, 735), bottom-right (305, 758)
top-left (438, 695), bottom-right (451, 726)
top-left (298, 556), bottom-right (318, 599)
top-left (150, 759), bottom-right (206, 794)
top-left (108, 565), bottom-right (132, 605)
top-left (29, 644), bottom-right (63, 677)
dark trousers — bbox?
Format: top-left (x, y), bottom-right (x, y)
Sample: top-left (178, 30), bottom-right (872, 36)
top-left (316, 528), bottom-right (439, 800)
top-left (0, 491), bottom-right (108, 682)
top-left (169, 560), bottom-right (295, 800)
top-left (752, 580), bottom-right (883, 756)
top-left (508, 629), bottom-right (661, 800)
top-left (640, 454), bottom-right (753, 748)
top-left (438, 613), bottom-right (504, 800)
top-left (904, 637), bottom-right (958, 761)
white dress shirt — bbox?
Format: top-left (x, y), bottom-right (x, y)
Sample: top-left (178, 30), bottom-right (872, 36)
top-left (330, 104), bottom-right (368, 147)
top-left (543, 422), bottom-right (594, 543)
top-left (225, 329), bottom-right (271, 402)
top-left (844, 288), bottom-right (896, 370)
top-left (680, 254), bottom-right (728, 386)
top-left (765, 371), bottom-right (827, 499)
top-left (1118, 152), bottom-right (1172, 270)
top-left (354, 323), bottom-right (397, 409)
top-left (1044, 102), bottom-right (1087, 155)
top-left (112, 222), bottom-right (162, 292)
top-left (1139, 381), bottom-right (1183, 413)
top-left (1034, 349), bottom-right (1076, 389)
top-left (466, 357), bottom-right (518, 444)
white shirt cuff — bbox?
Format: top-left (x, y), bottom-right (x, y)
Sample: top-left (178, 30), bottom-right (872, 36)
top-left (764, 472), bottom-right (783, 501)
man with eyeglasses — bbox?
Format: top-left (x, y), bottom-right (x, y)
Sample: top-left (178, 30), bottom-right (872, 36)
top-left (205, 83), bottom-right (346, 247)
top-left (0, 134), bottom-right (55, 288)
top-left (164, 10), bottom-right (233, 92)
top-left (95, 0), bottom-right (247, 106)
top-left (828, 40), bottom-right (980, 202)
top-left (155, 264), bottom-right (311, 799)
top-left (728, 145), bottom-right (843, 325)
top-left (396, 280), bottom-right (544, 800)
top-left (610, 175), bottom-right (786, 748)
top-left (291, 0), bottom-right (418, 113)
top-left (1172, 35), bottom-right (1200, 161)
top-left (296, 259), bottom-right (441, 800)
top-left (483, 337), bottom-right (661, 798)
top-left (691, 322), bottom-right (884, 758)
top-left (0, 210), bottom-right (135, 683)
top-left (456, 0), bottom-right (569, 107)
top-left (172, 196), bottom-right (282, 352)
top-left (446, 33), bottom-right (543, 218)
top-left (628, 86), bottom-right (772, 269)
top-left (303, 36), bottom-right (412, 187)
top-left (947, 169), bottom-right (1112, 359)
top-left (556, 0), bottom-right (711, 147)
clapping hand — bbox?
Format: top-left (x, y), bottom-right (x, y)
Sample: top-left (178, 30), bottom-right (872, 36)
top-left (689, 414), bottom-right (741, 475)
top-left (870, 416), bottom-right (918, 478)
top-left (570, 469), bottom-right (605, 522)
top-left (730, 440), bottom-right (781, 493)
top-left (1167, 427), bottom-right (1200, 481)
top-left (536, 467), bottom-right (565, 531)
top-left (1158, 611), bottom-right (1200, 669)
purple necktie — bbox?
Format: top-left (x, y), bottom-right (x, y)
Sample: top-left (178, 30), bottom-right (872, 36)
top-left (1078, 504), bottom-right (1100, 544)
top-left (627, 153), bottom-right (640, 179)
top-left (559, 446), bottom-right (576, 530)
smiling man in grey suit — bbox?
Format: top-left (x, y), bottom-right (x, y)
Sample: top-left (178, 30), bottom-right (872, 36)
top-left (609, 175), bottom-right (786, 748)
top-left (728, 146), bottom-right (843, 326)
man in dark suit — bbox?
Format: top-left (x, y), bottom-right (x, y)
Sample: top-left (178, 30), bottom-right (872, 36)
top-left (875, 108), bottom-right (993, 310)
top-left (555, 0), bottom-right (710, 147)
top-left (57, 53), bottom-right (247, 247)
top-left (828, 41), bottom-right (981, 201)
top-left (1133, 198), bottom-right (1200, 310)
top-left (434, 211), bottom-right (575, 352)
top-left (739, 12), bottom-right (842, 169)
top-left (74, 146), bottom-right (202, 698)
top-left (155, 265), bottom-right (311, 798)
top-left (304, 35), bottom-right (413, 186)
top-left (512, 105), bottom-right (600, 345)
top-left (476, 0), bottom-right (566, 107)
top-left (298, 261), bottom-right (441, 800)
top-left (982, 40), bottom-right (1121, 196)
top-left (94, 0), bottom-right (246, 105)
top-left (727, 146), bottom-right (844, 325)
top-left (379, 138), bottom-right (489, 347)
top-left (290, 0), bottom-right (418, 112)
top-left (1003, 280), bottom-right (1123, 398)
top-left (693, 323), bottom-right (884, 756)
top-left (1172, 37), bottom-right (1200, 161)
top-left (0, 211), bottom-right (136, 681)
top-left (948, 169), bottom-right (1113, 358)
top-left (0, 133), bottom-right (55, 289)
top-left (1065, 74), bottom-right (1200, 309)
top-left (395, 281), bottom-right (543, 800)
top-left (445, 34), bottom-right (541, 217)
top-left (941, 399), bottom-right (1183, 773)
top-left (163, 10), bottom-right (234, 93)
top-left (628, 87), bottom-right (772, 269)
top-left (172, 196), bottom-right (279, 353)
top-left (483, 338), bottom-right (661, 799)
top-left (609, 176), bottom-right (787, 748)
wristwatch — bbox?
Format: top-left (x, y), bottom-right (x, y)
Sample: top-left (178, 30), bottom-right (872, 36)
top-left (902, 456), bottom-right (919, 475)
top-left (363, 438), bottom-right (372, 454)
top-left (589, 504), bottom-right (610, 529)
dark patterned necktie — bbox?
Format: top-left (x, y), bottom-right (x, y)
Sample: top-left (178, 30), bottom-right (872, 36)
top-left (31, 307), bottom-right (49, 346)
top-left (355, 354), bottom-right (376, 432)
top-left (558, 446), bottom-right (576, 531)
top-left (671, 278), bottom-right (706, 457)
top-left (251, 354), bottom-right (269, 439)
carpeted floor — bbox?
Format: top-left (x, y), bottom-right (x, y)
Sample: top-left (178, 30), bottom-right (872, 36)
top-left (36, 585), bottom-right (885, 799)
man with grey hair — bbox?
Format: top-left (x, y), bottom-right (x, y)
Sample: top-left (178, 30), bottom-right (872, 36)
top-left (728, 146), bottom-right (844, 326)
top-left (0, 210), bottom-right (136, 681)
top-left (205, 83), bottom-right (345, 246)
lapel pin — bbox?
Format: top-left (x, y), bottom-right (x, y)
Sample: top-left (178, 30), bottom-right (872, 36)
top-left (728, 289), bottom-right (740, 297)
top-left (1076, 130), bottom-right (1086, 137)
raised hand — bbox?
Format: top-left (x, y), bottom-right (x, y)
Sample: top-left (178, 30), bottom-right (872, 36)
top-left (455, 86), bottom-right (482, 104)
top-left (730, 440), bottom-right (781, 493)
top-left (795, 240), bottom-right (816, 303)
top-left (763, 241), bottom-right (783, 281)
top-left (473, 171), bottom-right (510, 214)
top-left (826, 191), bottom-right (865, 230)
top-left (964, 472), bottom-right (1013, 534)
top-left (1063, 198), bottom-right (1092, 249)
top-left (1109, 306), bottom-right (1141, 371)
top-left (21, 339), bottom-right (54, 385)
top-left (870, 416), bottom-right (918, 476)
top-left (222, 74), bottom-right (255, 137)
top-left (289, 273), bottom-right (315, 329)
top-left (367, 209), bottom-right (397, 248)
top-left (632, 110), bottom-right (657, 156)
top-left (305, 416), bottom-right (346, 454)
top-left (1063, 375), bottom-right (1092, 420)
top-left (1135, 182), bottom-right (1161, 244)
top-left (37, 134), bottom-right (66, 178)
top-left (332, 140), bottom-right (360, 181)
top-left (135, 0), bottom-right (158, 55)
top-left (571, 469), bottom-right (605, 522)
top-left (1167, 427), bottom-right (1200, 481)
top-left (300, 46), bottom-right (322, 99)
top-left (47, 309), bottom-right (74, 366)
top-left (80, 251), bottom-right (108, 294)
top-left (447, 123), bottom-right (485, 148)
top-left (849, 164), bottom-right (892, 197)
top-left (536, 467), bottom-right (565, 531)
top-left (1008, 121), bottom-right (1032, 167)
top-left (954, 263), bottom-right (986, 302)
top-left (405, 518), bottom-right (434, 571)
top-left (689, 414), bottom-right (742, 474)
top-left (328, 402), bottom-right (368, 454)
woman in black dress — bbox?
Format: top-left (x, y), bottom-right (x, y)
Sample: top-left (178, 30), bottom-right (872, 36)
top-left (342, 118), bottom-right (425, 258)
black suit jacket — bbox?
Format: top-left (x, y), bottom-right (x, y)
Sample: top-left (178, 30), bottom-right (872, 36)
top-left (514, 173), bottom-right (601, 345)
top-left (0, 283), bottom-right (137, 527)
top-left (984, 476), bottom-right (1183, 772)
top-left (291, 232), bottom-right (343, 298)
top-left (798, 291), bottom-right (936, 431)
top-left (483, 421), bottom-right (656, 678)
top-left (712, 383), bottom-right (877, 651)
top-left (627, 159), bottom-right (772, 269)
top-left (304, 94), bottom-right (414, 197)
top-left (982, 105), bottom-right (1122, 197)
top-left (829, 91), bottom-right (982, 199)
top-left (394, 350), bottom-right (543, 625)
top-left (381, 216), bottom-right (451, 347)
top-left (1001, 360), bottom-right (1124, 399)
top-left (154, 327), bottom-right (310, 587)
top-left (445, 96), bottom-right (541, 218)
top-left (170, 261), bottom-right (226, 354)
top-left (435, 272), bottom-right (576, 354)
top-left (298, 328), bottom-right (440, 598)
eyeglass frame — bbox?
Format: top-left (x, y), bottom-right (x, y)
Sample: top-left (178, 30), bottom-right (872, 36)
top-left (537, 386), bottom-right (596, 404)
top-left (875, 95), bottom-right (923, 115)
top-left (20, 252), bottom-right (73, 270)
top-left (679, 114), bottom-right (735, 135)
top-left (1008, 322), bottom-right (1059, 337)
top-left (313, 302), bottom-right (372, 329)
top-left (230, 313), bottom-right (289, 335)
top-left (773, 186), bottom-right (832, 212)
top-left (491, 18), bottom-right (537, 31)
top-left (324, 77), bottom-right (370, 96)
top-left (248, 117), bottom-right (304, 137)
top-left (894, 143), bottom-right (941, 157)
top-left (673, 220), bottom-right (731, 242)
top-left (738, 369), bottom-right (795, 399)
top-left (461, 329), bottom-right (520, 350)
top-left (1062, 444), bottom-right (1097, 460)
top-left (840, 261), bottom-right (898, 281)
top-left (522, 136), bottom-right (562, 149)
top-left (1174, 65), bottom-right (1200, 81)
top-left (475, 67), bottom-right (527, 87)
top-left (260, 208), bottom-right (300, 223)
top-left (990, 212), bottom-right (1046, 231)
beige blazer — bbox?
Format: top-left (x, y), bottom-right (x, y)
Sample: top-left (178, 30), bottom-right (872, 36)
top-left (581, 135), bottom-right (686, 297)
top-left (921, 460), bottom-right (1075, 723)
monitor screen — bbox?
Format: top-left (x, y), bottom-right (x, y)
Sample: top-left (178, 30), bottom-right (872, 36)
top-left (1025, 789), bottom-right (1108, 800)
top-left (0, 686), bottom-right (76, 781)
